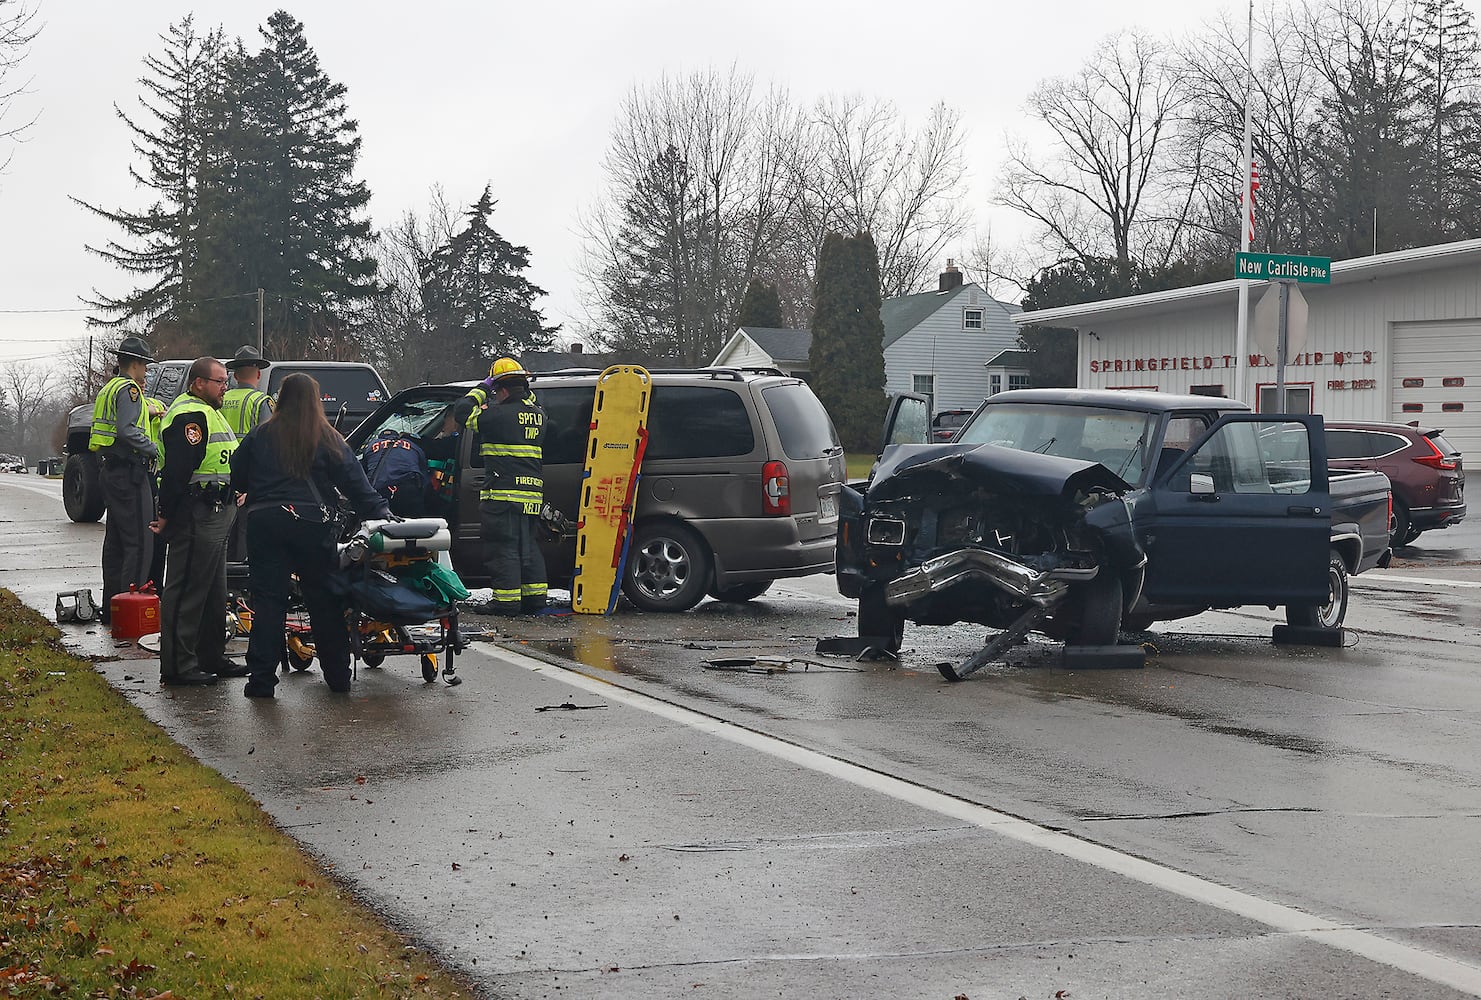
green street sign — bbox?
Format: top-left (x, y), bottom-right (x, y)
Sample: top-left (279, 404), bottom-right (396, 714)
top-left (1235, 252), bottom-right (1331, 283)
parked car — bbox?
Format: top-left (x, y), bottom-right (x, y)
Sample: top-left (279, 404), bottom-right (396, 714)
top-left (1324, 421), bottom-right (1465, 547)
top-left (62, 358), bottom-right (389, 523)
top-left (837, 389), bottom-right (1393, 651)
top-left (930, 409), bottom-right (974, 442)
top-left (347, 367), bottom-right (846, 611)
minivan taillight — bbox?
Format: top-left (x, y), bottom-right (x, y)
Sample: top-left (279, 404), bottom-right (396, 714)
top-left (762, 461), bottom-right (790, 516)
top-left (1413, 437), bottom-right (1458, 471)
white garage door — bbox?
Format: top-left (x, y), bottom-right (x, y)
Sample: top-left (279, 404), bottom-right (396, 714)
top-left (1391, 320), bottom-right (1481, 463)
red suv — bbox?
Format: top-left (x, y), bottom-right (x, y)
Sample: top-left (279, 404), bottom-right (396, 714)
top-left (1325, 421), bottom-right (1466, 547)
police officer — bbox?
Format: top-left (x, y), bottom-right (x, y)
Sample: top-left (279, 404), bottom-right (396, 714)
top-left (89, 336), bottom-right (158, 624)
top-left (221, 345), bottom-right (274, 437)
top-left (221, 345), bottom-right (273, 562)
top-left (151, 357), bottom-right (240, 686)
top-left (450, 357), bottom-right (547, 615)
top-left (143, 393), bottom-right (169, 589)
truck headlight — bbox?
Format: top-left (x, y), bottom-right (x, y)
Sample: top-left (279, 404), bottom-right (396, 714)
top-left (867, 516), bottom-right (906, 546)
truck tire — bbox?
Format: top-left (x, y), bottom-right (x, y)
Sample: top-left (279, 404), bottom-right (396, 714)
top-left (1285, 549), bottom-right (1349, 629)
top-left (1065, 570), bottom-right (1123, 646)
top-left (857, 584), bottom-right (904, 653)
top-left (63, 453), bottom-right (106, 523)
top-left (1389, 500), bottom-right (1411, 549)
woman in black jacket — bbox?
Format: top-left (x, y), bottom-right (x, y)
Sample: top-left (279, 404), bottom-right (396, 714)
top-left (230, 373), bottom-right (391, 698)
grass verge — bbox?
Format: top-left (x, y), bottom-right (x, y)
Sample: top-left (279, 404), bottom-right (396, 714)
top-left (845, 453), bottom-right (876, 482)
top-left (0, 589), bottom-right (475, 999)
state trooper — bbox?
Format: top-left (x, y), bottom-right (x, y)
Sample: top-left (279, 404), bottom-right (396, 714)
top-left (221, 345), bottom-right (274, 437)
top-left (449, 357), bottom-right (547, 615)
top-left (89, 336), bottom-right (158, 623)
top-left (221, 345), bottom-right (274, 561)
top-left (151, 357), bottom-right (241, 686)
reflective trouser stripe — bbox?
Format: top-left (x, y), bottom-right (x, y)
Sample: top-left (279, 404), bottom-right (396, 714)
top-left (490, 588), bottom-right (521, 603)
top-left (521, 582), bottom-right (548, 597)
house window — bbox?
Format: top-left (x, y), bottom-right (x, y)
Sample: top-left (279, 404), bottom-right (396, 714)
top-left (1008, 373), bottom-right (1030, 390)
top-left (912, 374), bottom-right (934, 412)
top-left (962, 309), bottom-right (983, 330)
top-left (989, 374), bottom-right (1001, 395)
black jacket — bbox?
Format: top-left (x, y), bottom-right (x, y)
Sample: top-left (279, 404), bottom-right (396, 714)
top-left (230, 427), bottom-right (391, 522)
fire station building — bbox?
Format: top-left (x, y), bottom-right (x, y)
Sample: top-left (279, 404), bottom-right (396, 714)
top-left (1012, 238), bottom-right (1481, 460)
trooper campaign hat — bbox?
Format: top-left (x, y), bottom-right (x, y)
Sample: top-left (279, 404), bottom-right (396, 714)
top-left (225, 344), bottom-right (272, 371)
top-left (115, 336), bottom-right (155, 363)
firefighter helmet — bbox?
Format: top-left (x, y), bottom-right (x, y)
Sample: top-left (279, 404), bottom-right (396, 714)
top-left (115, 336), bottom-right (155, 363)
top-left (488, 356), bottom-right (529, 382)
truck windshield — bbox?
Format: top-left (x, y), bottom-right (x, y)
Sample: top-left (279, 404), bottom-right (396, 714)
top-left (957, 403), bottom-right (1159, 483)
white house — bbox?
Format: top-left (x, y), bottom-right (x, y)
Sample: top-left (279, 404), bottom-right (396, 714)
top-left (711, 327), bottom-right (812, 377)
top-left (711, 262), bottom-right (1024, 413)
top-left (1012, 238), bottom-right (1481, 462)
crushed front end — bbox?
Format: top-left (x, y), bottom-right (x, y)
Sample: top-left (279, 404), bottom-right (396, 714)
top-left (837, 443), bottom-right (1140, 634)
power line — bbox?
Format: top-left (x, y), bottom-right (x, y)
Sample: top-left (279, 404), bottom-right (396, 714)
top-left (0, 291), bottom-right (267, 315)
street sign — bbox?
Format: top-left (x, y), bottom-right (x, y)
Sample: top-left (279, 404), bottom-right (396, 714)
top-left (1253, 283), bottom-right (1308, 358)
top-left (1234, 252), bottom-right (1331, 284)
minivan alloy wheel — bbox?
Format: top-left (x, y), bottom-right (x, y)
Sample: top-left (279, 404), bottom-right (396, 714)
top-left (623, 522), bottom-right (712, 613)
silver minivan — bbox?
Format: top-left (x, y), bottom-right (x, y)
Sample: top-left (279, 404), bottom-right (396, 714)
top-left (347, 368), bottom-right (846, 612)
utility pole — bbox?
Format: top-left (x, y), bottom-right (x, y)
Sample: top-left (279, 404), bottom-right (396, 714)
top-left (256, 288), bottom-right (265, 353)
top-left (1234, 0), bottom-right (1254, 404)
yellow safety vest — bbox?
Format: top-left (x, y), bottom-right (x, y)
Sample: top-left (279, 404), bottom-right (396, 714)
top-left (88, 376), bottom-right (148, 452)
top-left (160, 395), bottom-right (238, 486)
top-left (221, 386), bottom-right (273, 437)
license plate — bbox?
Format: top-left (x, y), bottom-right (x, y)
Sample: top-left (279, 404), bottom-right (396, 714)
top-left (819, 494), bottom-right (838, 520)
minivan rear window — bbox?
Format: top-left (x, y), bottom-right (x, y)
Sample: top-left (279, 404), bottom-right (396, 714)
top-left (648, 386), bottom-right (755, 459)
top-left (761, 382), bottom-right (840, 460)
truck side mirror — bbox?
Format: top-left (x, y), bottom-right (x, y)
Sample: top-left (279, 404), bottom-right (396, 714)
top-left (1190, 473), bottom-right (1215, 496)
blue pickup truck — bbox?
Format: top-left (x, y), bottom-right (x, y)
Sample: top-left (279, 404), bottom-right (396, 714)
top-left (837, 389), bottom-right (1393, 652)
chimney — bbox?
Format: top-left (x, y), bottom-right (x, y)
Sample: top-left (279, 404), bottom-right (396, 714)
top-left (569, 342), bottom-right (583, 355)
top-left (938, 258), bottom-right (963, 292)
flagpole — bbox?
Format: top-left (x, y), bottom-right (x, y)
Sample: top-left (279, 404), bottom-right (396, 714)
top-left (1235, 0), bottom-right (1254, 404)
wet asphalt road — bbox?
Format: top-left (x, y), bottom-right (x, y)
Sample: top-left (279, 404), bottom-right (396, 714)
top-left (5, 472), bottom-right (1481, 999)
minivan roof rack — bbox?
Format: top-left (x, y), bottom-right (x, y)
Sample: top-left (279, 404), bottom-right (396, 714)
top-left (531, 366), bottom-right (790, 382)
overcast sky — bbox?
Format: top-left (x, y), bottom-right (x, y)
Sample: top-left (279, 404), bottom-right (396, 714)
top-left (1, 0), bottom-right (1286, 369)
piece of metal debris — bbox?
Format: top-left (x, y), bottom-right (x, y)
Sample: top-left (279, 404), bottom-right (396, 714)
top-left (535, 701), bottom-right (608, 712)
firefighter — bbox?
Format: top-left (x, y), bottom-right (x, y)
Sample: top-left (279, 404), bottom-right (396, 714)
top-left (221, 345), bottom-right (273, 561)
top-left (449, 357), bottom-right (547, 615)
top-left (150, 357), bottom-right (240, 686)
top-left (89, 336), bottom-right (158, 624)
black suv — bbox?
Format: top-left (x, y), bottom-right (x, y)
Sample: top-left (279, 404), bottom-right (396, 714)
top-left (62, 358), bottom-right (389, 522)
top-left (347, 367), bottom-right (846, 611)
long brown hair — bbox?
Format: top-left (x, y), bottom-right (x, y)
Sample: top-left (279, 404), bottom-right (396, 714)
top-left (261, 372), bottom-right (338, 478)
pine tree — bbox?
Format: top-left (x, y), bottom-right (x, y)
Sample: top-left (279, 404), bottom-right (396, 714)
top-left (420, 186), bottom-right (555, 380)
top-left (197, 10), bottom-right (378, 358)
top-left (1416, 0), bottom-right (1481, 236)
top-left (808, 232), bottom-right (886, 453)
top-left (737, 278), bottom-right (784, 329)
top-left (75, 17), bottom-right (225, 340)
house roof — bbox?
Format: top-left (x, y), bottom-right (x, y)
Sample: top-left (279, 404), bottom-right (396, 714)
top-left (881, 286), bottom-right (966, 347)
top-left (738, 327), bottom-right (811, 363)
top-left (984, 349), bottom-right (1031, 369)
top-left (1012, 238), bottom-right (1481, 329)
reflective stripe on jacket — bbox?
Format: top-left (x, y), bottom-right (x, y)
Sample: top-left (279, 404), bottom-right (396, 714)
top-left (473, 390), bottom-right (544, 512)
top-left (89, 376), bottom-right (147, 451)
top-left (221, 386), bottom-right (273, 436)
top-left (161, 395), bottom-right (238, 486)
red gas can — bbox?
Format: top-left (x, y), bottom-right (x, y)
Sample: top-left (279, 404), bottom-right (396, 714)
top-left (111, 583), bottom-right (161, 640)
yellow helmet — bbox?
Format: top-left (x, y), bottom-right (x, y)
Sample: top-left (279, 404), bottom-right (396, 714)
top-left (488, 356), bottom-right (529, 382)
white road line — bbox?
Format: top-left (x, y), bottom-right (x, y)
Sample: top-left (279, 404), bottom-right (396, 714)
top-left (499, 645), bottom-right (1481, 996)
top-left (1358, 574), bottom-right (1481, 590)
top-left (0, 478), bottom-right (64, 501)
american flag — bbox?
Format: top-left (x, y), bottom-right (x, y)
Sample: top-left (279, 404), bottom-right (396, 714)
top-left (1240, 161), bottom-right (1261, 242)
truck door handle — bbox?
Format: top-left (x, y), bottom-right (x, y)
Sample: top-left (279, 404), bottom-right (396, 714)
top-left (1193, 493), bottom-right (1220, 503)
top-left (1287, 505), bottom-right (1320, 516)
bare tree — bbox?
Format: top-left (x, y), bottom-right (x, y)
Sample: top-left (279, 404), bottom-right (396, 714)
top-left (0, 0), bottom-right (39, 171)
top-left (998, 30), bottom-right (1195, 283)
top-left (577, 68), bottom-right (810, 363)
top-left (798, 96), bottom-right (970, 297)
top-left (3, 361), bottom-right (57, 458)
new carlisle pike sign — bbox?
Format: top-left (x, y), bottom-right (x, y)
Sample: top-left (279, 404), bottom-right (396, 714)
top-left (1234, 252), bottom-right (1332, 283)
